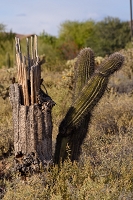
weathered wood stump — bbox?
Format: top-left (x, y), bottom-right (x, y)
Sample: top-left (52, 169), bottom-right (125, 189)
top-left (9, 36), bottom-right (55, 175)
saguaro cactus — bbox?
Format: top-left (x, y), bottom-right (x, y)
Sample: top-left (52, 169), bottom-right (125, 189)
top-left (54, 48), bottom-right (124, 164)
top-left (10, 36), bottom-right (124, 173)
top-left (73, 48), bottom-right (95, 101)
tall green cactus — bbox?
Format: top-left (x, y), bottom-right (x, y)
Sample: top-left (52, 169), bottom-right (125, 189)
top-left (73, 48), bottom-right (95, 101)
top-left (54, 48), bottom-right (124, 164)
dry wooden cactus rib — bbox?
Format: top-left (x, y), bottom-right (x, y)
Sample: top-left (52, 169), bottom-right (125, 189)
top-left (54, 48), bottom-right (124, 164)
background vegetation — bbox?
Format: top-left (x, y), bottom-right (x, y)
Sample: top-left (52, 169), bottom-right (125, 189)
top-left (0, 16), bottom-right (131, 68)
top-left (0, 17), bottom-right (133, 199)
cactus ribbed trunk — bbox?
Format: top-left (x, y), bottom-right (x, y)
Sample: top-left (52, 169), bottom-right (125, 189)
top-left (73, 48), bottom-right (95, 101)
top-left (54, 49), bottom-right (124, 164)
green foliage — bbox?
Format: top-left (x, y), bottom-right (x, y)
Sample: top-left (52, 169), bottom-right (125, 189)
top-left (56, 40), bottom-right (79, 60)
top-left (0, 25), bottom-right (15, 68)
top-left (0, 17), bottom-right (130, 68)
top-left (86, 17), bottom-right (130, 56)
top-left (6, 52), bottom-right (11, 68)
top-left (56, 17), bottom-right (130, 58)
top-left (0, 68), bottom-right (16, 158)
top-left (57, 20), bottom-right (95, 59)
top-left (38, 32), bottom-right (65, 71)
top-left (58, 20), bottom-right (95, 49)
top-left (0, 24), bottom-right (6, 52)
top-left (0, 24), bottom-right (6, 32)
top-left (39, 31), bottom-right (57, 47)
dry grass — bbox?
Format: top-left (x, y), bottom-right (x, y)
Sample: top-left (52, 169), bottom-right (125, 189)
top-left (0, 48), bottom-right (133, 199)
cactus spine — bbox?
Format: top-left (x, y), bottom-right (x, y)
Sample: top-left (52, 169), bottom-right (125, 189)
top-left (54, 48), bottom-right (124, 164)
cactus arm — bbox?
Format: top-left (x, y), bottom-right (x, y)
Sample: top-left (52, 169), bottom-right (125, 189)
top-left (54, 51), bottom-right (124, 164)
top-left (54, 75), bottom-right (108, 164)
top-left (60, 52), bottom-right (124, 133)
top-left (59, 74), bottom-right (108, 135)
top-left (67, 75), bottom-right (108, 129)
top-left (99, 52), bottom-right (124, 76)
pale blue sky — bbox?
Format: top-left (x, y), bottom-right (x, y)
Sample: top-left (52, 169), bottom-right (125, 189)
top-left (0, 0), bottom-right (130, 36)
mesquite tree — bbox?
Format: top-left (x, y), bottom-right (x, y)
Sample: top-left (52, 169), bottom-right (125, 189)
top-left (9, 36), bottom-right (124, 175)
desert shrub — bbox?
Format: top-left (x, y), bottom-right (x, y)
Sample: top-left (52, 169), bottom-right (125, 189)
top-left (81, 92), bottom-right (133, 199)
top-left (38, 43), bottom-right (65, 72)
top-left (62, 48), bottom-right (133, 95)
top-left (0, 68), bottom-right (15, 158)
top-left (1, 48), bottom-right (133, 199)
top-left (41, 69), bottom-right (72, 146)
top-left (109, 48), bottom-right (133, 93)
top-left (3, 152), bottom-right (133, 199)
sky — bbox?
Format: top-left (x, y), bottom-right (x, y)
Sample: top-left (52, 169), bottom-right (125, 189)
top-left (0, 0), bottom-right (131, 36)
